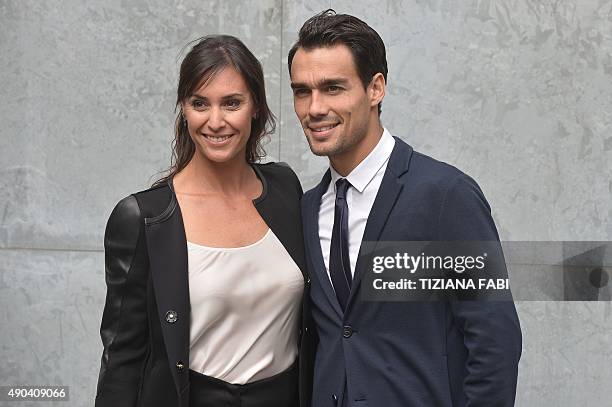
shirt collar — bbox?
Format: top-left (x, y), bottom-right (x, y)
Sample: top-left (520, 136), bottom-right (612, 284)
top-left (330, 127), bottom-right (395, 193)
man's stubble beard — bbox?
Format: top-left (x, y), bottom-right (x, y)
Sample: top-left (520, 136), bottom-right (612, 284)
top-left (305, 128), bottom-right (364, 159)
top-left (306, 136), bottom-right (344, 157)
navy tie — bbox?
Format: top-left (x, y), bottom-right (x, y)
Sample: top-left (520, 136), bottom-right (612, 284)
top-left (330, 178), bottom-right (352, 311)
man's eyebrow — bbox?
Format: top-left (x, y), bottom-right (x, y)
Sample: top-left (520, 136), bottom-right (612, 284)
top-left (290, 78), bottom-right (349, 90)
top-left (319, 78), bottom-right (349, 87)
top-left (290, 82), bottom-right (307, 90)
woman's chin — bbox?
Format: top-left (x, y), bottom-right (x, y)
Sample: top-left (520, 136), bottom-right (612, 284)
top-left (194, 149), bottom-right (244, 165)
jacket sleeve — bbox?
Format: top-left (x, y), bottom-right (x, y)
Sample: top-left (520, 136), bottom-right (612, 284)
top-left (277, 161), bottom-right (304, 197)
top-left (438, 174), bottom-right (522, 407)
top-left (95, 195), bottom-right (149, 407)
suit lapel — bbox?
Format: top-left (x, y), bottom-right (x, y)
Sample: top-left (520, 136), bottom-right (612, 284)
top-left (348, 138), bottom-right (414, 307)
top-left (303, 170), bottom-right (343, 317)
top-left (144, 185), bottom-right (190, 396)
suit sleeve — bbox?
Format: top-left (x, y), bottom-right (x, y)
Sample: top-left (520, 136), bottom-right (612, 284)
top-left (438, 174), bottom-right (522, 407)
top-left (95, 195), bottom-right (149, 407)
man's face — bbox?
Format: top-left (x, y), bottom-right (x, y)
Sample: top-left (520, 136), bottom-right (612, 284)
top-left (290, 44), bottom-right (381, 166)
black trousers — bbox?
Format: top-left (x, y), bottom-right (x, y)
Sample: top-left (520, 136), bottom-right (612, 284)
top-left (189, 361), bottom-right (299, 407)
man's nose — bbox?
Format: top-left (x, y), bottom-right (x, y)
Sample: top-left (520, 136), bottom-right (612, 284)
top-left (308, 92), bottom-right (329, 117)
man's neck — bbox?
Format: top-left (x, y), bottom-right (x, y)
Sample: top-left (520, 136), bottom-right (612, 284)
top-left (330, 125), bottom-right (384, 176)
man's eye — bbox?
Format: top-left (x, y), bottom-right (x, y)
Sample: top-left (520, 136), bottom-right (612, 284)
top-left (327, 86), bottom-right (341, 93)
top-left (293, 88), bottom-right (309, 97)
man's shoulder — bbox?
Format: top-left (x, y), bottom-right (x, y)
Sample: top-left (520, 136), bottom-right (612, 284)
top-left (411, 150), bottom-right (464, 178)
top-left (387, 136), bottom-right (468, 184)
top-left (406, 149), bottom-right (491, 213)
top-left (394, 146), bottom-right (473, 190)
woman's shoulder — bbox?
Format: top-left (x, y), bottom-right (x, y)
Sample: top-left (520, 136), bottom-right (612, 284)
top-left (255, 161), bottom-right (295, 174)
top-left (109, 182), bottom-right (173, 222)
top-left (254, 162), bottom-right (303, 196)
top-left (255, 161), bottom-right (300, 185)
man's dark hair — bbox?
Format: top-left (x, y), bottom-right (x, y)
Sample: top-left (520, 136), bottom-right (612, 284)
top-left (288, 9), bottom-right (388, 116)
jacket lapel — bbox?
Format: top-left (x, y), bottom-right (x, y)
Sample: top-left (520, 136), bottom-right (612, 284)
top-left (303, 170), bottom-right (343, 317)
top-left (347, 138), bottom-right (414, 307)
top-left (252, 165), bottom-right (307, 278)
top-left (144, 185), bottom-right (190, 397)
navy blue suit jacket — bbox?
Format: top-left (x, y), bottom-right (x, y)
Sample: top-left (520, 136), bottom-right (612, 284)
top-left (302, 137), bottom-right (522, 407)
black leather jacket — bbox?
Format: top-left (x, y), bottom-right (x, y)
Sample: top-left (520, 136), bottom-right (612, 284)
top-left (95, 163), bottom-right (313, 407)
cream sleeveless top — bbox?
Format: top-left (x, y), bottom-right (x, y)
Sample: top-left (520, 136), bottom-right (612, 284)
top-left (187, 228), bottom-right (303, 384)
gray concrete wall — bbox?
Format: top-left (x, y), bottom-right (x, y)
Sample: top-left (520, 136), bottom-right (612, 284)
top-left (1, 0), bottom-right (610, 405)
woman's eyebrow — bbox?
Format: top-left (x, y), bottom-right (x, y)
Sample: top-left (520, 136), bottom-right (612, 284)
top-left (191, 93), bottom-right (246, 99)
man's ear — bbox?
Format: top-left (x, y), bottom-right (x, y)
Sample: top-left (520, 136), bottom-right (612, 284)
top-left (368, 73), bottom-right (386, 108)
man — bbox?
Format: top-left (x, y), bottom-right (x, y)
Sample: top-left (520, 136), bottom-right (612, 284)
top-left (288, 10), bottom-right (522, 407)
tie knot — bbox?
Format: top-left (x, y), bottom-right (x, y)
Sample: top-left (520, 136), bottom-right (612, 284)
top-left (335, 178), bottom-right (351, 200)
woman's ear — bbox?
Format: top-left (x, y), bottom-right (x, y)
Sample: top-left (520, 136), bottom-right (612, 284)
top-left (179, 104), bottom-right (187, 125)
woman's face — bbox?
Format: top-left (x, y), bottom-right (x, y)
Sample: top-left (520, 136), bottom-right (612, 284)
top-left (182, 67), bottom-right (256, 165)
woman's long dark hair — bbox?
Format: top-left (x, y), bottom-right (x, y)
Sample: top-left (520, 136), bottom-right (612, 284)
top-left (154, 35), bottom-right (276, 186)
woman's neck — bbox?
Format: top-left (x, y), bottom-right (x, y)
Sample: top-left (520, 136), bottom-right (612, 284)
top-left (174, 153), bottom-right (256, 198)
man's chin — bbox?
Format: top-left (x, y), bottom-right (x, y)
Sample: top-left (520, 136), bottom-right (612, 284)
top-left (307, 139), bottom-right (339, 157)
top-left (310, 149), bottom-right (331, 157)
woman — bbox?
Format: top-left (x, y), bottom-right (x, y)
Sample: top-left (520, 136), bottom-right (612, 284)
top-left (95, 35), bottom-right (311, 407)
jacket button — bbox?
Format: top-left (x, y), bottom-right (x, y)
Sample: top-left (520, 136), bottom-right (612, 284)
top-left (332, 394), bottom-right (338, 405)
top-left (176, 361), bottom-right (184, 373)
top-left (306, 276), bottom-right (311, 285)
top-left (165, 310), bottom-right (178, 323)
top-left (342, 325), bottom-right (353, 338)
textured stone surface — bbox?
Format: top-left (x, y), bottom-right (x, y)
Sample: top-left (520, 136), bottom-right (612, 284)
top-left (516, 301), bottom-right (612, 407)
top-left (279, 0), bottom-right (333, 186)
top-left (0, 0), bottom-right (282, 250)
top-left (281, 0), bottom-right (612, 242)
top-left (1, 0), bottom-right (611, 406)
top-left (0, 249), bottom-right (104, 407)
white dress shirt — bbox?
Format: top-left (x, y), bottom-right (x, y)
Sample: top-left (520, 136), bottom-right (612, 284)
top-left (319, 128), bottom-right (395, 284)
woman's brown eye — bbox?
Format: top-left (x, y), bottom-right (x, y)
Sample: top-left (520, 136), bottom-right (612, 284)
top-left (226, 99), bottom-right (240, 108)
top-left (192, 99), bottom-right (206, 109)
